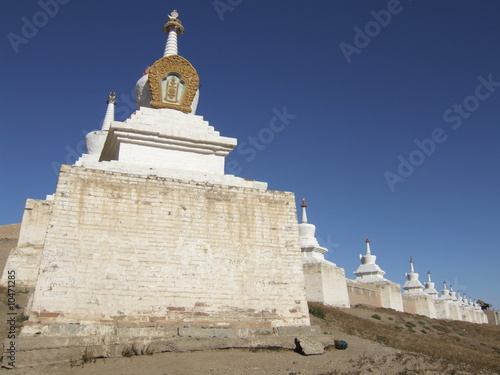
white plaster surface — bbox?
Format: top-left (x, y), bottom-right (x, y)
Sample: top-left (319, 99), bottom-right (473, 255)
top-left (75, 107), bottom-right (264, 189)
top-left (402, 293), bottom-right (437, 318)
top-left (85, 130), bottom-right (107, 155)
top-left (27, 165), bottom-right (310, 328)
top-left (346, 279), bottom-right (404, 312)
top-left (303, 262), bottom-right (350, 308)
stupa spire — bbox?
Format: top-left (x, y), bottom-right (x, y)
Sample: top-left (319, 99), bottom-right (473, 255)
top-left (101, 91), bottom-right (116, 131)
top-left (301, 198), bottom-right (308, 223)
top-left (449, 284), bottom-right (457, 300)
top-left (365, 237), bottom-right (371, 254)
top-left (297, 198), bottom-right (328, 263)
top-left (457, 290), bottom-right (464, 304)
top-left (163, 10), bottom-right (184, 56)
top-left (135, 9), bottom-right (200, 114)
top-left (409, 256), bottom-right (415, 273)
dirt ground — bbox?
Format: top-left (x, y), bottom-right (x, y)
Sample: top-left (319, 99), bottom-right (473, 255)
top-left (2, 348), bottom-right (476, 375)
top-left (2, 306), bottom-right (498, 375)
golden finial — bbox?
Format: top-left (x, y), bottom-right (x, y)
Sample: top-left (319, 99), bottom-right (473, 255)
top-left (107, 91), bottom-right (116, 104)
top-left (163, 9), bottom-right (184, 35)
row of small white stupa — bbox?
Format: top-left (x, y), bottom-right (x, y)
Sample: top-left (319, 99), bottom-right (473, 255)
top-left (298, 199), bottom-right (488, 324)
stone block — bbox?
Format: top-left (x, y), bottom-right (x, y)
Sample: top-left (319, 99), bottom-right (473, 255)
top-left (294, 336), bottom-right (324, 355)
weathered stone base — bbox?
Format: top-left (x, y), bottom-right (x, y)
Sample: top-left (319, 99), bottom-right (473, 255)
top-left (3, 325), bottom-right (329, 369)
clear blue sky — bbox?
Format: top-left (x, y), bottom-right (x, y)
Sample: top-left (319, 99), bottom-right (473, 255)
top-left (1, 1), bottom-right (499, 308)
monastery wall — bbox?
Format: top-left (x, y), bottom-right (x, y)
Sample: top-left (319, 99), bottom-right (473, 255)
top-left (302, 262), bottom-right (350, 308)
top-left (448, 303), bottom-right (462, 321)
top-left (28, 165), bottom-right (310, 329)
top-left (434, 299), bottom-right (450, 320)
top-left (377, 282), bottom-right (404, 312)
top-left (402, 294), bottom-right (437, 319)
top-left (0, 199), bottom-right (52, 290)
top-left (345, 280), bottom-right (404, 311)
top-left (485, 310), bottom-right (500, 325)
top-left (346, 280), bottom-right (382, 307)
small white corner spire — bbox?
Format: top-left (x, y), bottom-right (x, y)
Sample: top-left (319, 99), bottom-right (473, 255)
top-left (365, 237), bottom-right (371, 254)
top-left (409, 256), bottom-right (415, 273)
top-left (101, 91), bottom-right (116, 131)
top-left (301, 198), bottom-right (308, 223)
top-left (163, 10), bottom-right (184, 57)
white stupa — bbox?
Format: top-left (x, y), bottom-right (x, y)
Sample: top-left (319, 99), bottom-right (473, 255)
top-left (298, 198), bottom-right (328, 263)
top-left (449, 284), bottom-right (458, 301)
top-left (402, 257), bottom-right (425, 294)
top-left (456, 290), bottom-right (465, 305)
top-left (440, 281), bottom-right (452, 300)
top-left (353, 237), bottom-right (387, 282)
top-left (298, 198), bottom-right (350, 308)
top-left (423, 271), bottom-right (439, 298)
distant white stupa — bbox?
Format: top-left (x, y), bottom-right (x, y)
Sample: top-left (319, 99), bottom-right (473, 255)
top-left (402, 257), bottom-right (425, 294)
top-left (423, 271), bottom-right (439, 298)
top-left (354, 237), bottom-right (387, 282)
top-left (298, 198), bottom-right (328, 263)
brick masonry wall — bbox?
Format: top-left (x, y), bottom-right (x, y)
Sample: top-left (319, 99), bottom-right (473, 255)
top-left (29, 165), bottom-right (310, 328)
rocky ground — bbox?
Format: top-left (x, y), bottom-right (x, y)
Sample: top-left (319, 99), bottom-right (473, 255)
top-left (0, 224), bottom-right (499, 375)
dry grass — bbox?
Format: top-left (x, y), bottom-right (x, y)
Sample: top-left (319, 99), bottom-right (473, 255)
top-left (309, 302), bottom-right (500, 373)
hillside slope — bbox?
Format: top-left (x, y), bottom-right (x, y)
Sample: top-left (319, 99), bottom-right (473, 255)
top-left (0, 224), bottom-right (20, 275)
